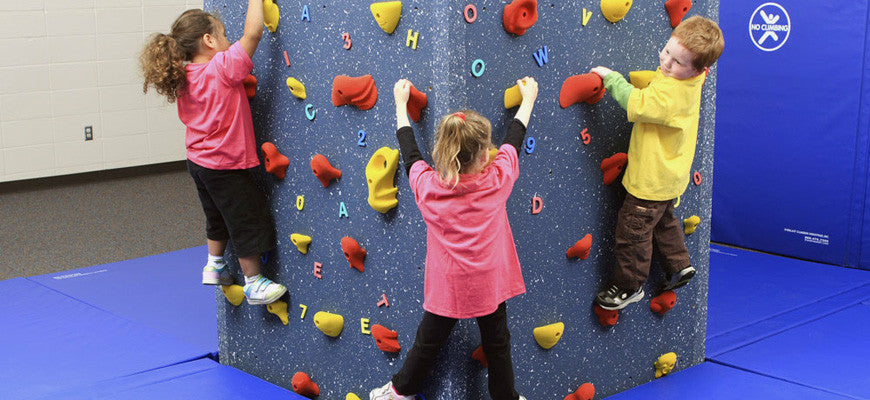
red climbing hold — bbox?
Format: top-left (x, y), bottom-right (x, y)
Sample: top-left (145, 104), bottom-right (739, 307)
top-left (665, 0), bottom-right (692, 28)
top-left (600, 152), bottom-right (628, 185)
top-left (593, 304), bottom-right (619, 327)
top-left (567, 234), bottom-right (593, 260)
top-left (243, 74), bottom-right (257, 98)
top-left (332, 74), bottom-right (378, 110)
top-left (408, 85), bottom-right (428, 122)
top-left (650, 290), bottom-right (676, 315)
top-left (471, 345), bottom-right (488, 367)
top-left (502, 0), bottom-right (538, 36)
top-left (311, 154), bottom-right (342, 187)
top-left (371, 324), bottom-right (401, 353)
top-left (261, 142), bottom-right (289, 179)
top-left (341, 236), bottom-right (367, 272)
top-left (559, 73), bottom-right (606, 108)
top-left (564, 383), bottom-right (595, 400)
top-left (291, 371), bottom-right (320, 397)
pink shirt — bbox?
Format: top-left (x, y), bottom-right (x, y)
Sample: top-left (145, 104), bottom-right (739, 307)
top-left (409, 144), bottom-right (526, 318)
top-left (178, 42), bottom-right (259, 170)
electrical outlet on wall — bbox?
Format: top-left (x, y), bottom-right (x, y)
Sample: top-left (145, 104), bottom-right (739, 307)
top-left (84, 126), bottom-right (93, 141)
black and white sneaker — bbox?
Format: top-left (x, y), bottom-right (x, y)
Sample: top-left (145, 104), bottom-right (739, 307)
top-left (595, 285), bottom-right (644, 310)
top-left (662, 266), bottom-right (696, 291)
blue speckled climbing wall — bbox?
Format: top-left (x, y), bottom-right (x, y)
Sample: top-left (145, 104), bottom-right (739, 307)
top-left (211, 1), bottom-right (718, 398)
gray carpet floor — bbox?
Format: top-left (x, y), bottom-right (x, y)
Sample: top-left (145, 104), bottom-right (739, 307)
top-left (0, 162), bottom-right (205, 281)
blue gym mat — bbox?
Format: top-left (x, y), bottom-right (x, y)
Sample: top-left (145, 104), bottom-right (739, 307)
top-left (33, 358), bottom-right (307, 400)
top-left (27, 246), bottom-right (218, 358)
top-left (707, 245), bottom-right (870, 356)
top-left (0, 277), bottom-right (208, 399)
top-left (712, 302), bottom-right (870, 400)
top-left (604, 362), bottom-right (851, 400)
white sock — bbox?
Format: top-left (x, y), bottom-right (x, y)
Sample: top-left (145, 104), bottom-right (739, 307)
top-left (244, 274), bottom-right (262, 285)
top-left (207, 254), bottom-right (225, 266)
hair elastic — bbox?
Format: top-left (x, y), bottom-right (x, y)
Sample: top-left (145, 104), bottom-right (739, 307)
top-left (452, 112), bottom-right (466, 123)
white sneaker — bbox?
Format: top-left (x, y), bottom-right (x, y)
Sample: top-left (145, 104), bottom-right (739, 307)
top-left (202, 263), bottom-right (232, 285)
top-left (369, 381), bottom-right (413, 400)
top-left (243, 276), bottom-right (287, 305)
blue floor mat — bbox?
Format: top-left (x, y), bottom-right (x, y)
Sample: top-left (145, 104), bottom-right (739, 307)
top-left (707, 245), bottom-right (870, 356)
top-left (34, 359), bottom-right (308, 400)
top-left (27, 246), bottom-right (218, 358)
top-left (0, 278), bottom-right (208, 400)
top-left (604, 362), bottom-right (851, 399)
top-left (712, 302), bottom-right (870, 400)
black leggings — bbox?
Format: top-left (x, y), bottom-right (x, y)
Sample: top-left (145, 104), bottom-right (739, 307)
top-left (392, 302), bottom-right (520, 400)
top-left (187, 160), bottom-right (276, 257)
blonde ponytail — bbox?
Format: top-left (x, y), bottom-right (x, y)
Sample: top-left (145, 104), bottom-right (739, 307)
top-left (432, 110), bottom-right (492, 189)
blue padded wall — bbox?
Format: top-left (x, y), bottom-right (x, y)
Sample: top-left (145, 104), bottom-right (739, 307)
top-left (210, 1), bottom-right (718, 398)
top-left (712, 0), bottom-right (870, 267)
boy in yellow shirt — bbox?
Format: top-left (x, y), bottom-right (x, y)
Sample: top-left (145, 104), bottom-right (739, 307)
top-left (592, 16), bottom-right (724, 310)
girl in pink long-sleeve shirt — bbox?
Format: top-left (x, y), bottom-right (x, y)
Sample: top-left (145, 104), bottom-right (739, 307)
top-left (369, 77), bottom-right (538, 400)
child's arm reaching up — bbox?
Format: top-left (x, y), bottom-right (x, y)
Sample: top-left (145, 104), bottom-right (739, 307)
top-left (503, 76), bottom-right (538, 155)
top-left (240, 0), bottom-right (265, 58)
top-left (592, 66), bottom-right (633, 111)
top-left (394, 79), bottom-right (423, 175)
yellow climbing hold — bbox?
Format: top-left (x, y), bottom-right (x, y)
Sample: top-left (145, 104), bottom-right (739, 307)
top-left (533, 322), bottom-right (565, 349)
top-left (504, 84), bottom-right (522, 109)
top-left (600, 0), bottom-right (632, 23)
top-left (221, 284), bottom-right (245, 306)
top-left (370, 1), bottom-right (402, 34)
top-left (629, 70), bottom-right (655, 89)
top-left (314, 311), bottom-right (345, 337)
top-left (684, 215), bottom-right (701, 235)
top-left (655, 352), bottom-right (677, 378)
top-left (264, 0), bottom-right (280, 32)
top-left (486, 148), bottom-right (498, 166)
top-left (286, 77), bottom-right (307, 100)
top-left (346, 394), bottom-right (362, 400)
top-left (267, 301), bottom-right (289, 325)
top-left (366, 147), bottom-right (400, 213)
top-left (291, 233), bottom-right (312, 254)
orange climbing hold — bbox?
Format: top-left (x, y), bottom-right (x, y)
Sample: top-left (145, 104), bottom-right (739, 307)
top-left (341, 236), bottom-right (367, 272)
top-left (600, 152), bottom-right (628, 185)
top-left (311, 154), bottom-right (342, 187)
top-left (593, 304), bottom-right (619, 327)
top-left (565, 383), bottom-right (595, 400)
top-left (291, 371), bottom-right (320, 397)
top-left (567, 234), bottom-right (593, 259)
top-left (471, 345), bottom-right (488, 367)
top-left (665, 0), bottom-right (692, 28)
top-left (332, 74), bottom-right (378, 110)
top-left (243, 74), bottom-right (257, 98)
top-left (261, 142), bottom-right (289, 179)
top-left (371, 324), bottom-right (401, 353)
top-left (559, 73), bottom-right (606, 108)
top-left (502, 0), bottom-right (538, 36)
top-left (650, 290), bottom-right (676, 315)
top-left (407, 85), bottom-right (428, 122)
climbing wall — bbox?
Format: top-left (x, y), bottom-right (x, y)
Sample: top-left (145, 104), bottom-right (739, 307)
top-left (213, 0), bottom-right (718, 398)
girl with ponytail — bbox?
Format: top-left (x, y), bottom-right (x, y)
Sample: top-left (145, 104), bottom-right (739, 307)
top-left (139, 1), bottom-right (287, 306)
top-left (369, 77), bottom-right (538, 400)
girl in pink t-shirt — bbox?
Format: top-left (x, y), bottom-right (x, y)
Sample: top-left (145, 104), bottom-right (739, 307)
top-left (139, 2), bottom-right (286, 305)
top-left (369, 78), bottom-right (538, 400)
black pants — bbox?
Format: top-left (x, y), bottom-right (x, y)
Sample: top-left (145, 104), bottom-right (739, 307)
top-left (392, 303), bottom-right (519, 400)
top-left (187, 160), bottom-right (276, 257)
top-left (613, 193), bottom-right (691, 291)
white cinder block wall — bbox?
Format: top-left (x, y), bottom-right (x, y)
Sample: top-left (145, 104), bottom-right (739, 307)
top-left (0, 0), bottom-right (204, 183)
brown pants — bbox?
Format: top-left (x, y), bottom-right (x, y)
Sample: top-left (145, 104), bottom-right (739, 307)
top-left (613, 193), bottom-right (691, 291)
